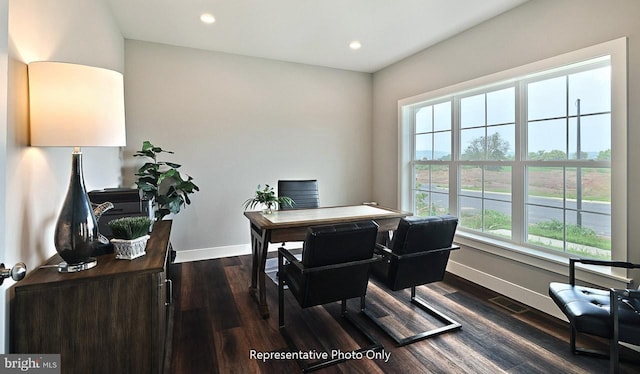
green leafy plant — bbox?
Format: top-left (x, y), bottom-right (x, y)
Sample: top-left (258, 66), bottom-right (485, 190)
top-left (242, 184), bottom-right (294, 212)
top-left (108, 216), bottom-right (153, 240)
top-left (134, 141), bottom-right (199, 221)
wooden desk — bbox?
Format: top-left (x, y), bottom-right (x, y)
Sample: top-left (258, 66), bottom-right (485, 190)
top-left (244, 205), bottom-right (409, 318)
top-left (11, 220), bottom-right (173, 374)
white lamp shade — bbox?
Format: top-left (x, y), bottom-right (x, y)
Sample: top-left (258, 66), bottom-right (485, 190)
top-left (28, 61), bottom-right (126, 147)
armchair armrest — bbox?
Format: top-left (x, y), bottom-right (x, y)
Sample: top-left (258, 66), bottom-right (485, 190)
top-left (393, 245), bottom-right (460, 261)
top-left (569, 258), bottom-right (640, 286)
top-left (278, 246), bottom-right (304, 272)
top-left (278, 247), bottom-right (382, 274)
top-left (611, 288), bottom-right (640, 315)
top-left (301, 256), bottom-right (381, 274)
top-left (374, 243), bottom-right (460, 260)
top-left (374, 243), bottom-right (393, 256)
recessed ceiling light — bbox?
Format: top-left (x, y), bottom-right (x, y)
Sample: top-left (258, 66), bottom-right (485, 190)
top-left (200, 13), bottom-right (216, 24)
top-left (349, 40), bottom-right (362, 50)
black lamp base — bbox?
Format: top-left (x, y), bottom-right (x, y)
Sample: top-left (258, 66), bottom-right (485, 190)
top-left (57, 258), bottom-right (97, 273)
top-left (54, 150), bottom-right (101, 273)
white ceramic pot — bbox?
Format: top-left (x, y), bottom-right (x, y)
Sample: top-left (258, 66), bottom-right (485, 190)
top-left (111, 235), bottom-right (150, 260)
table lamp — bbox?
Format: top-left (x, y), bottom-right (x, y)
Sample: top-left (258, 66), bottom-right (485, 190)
top-left (29, 61), bottom-right (126, 272)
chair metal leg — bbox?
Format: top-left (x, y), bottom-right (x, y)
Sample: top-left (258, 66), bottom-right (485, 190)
top-left (570, 325), bottom-right (577, 354)
top-left (279, 295), bottom-right (383, 372)
top-left (286, 300), bottom-right (385, 373)
top-left (610, 290), bottom-right (620, 374)
top-left (362, 286), bottom-right (461, 346)
top-left (566, 322), bottom-right (637, 374)
top-left (570, 324), bottom-right (609, 359)
top-left (278, 252), bottom-right (285, 329)
top-left (342, 299), bottom-right (384, 356)
top-left (610, 339), bottom-right (619, 374)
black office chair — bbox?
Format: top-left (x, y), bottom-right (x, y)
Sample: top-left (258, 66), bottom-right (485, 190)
top-left (549, 258), bottom-right (640, 373)
top-left (278, 180), bottom-right (319, 210)
top-left (363, 215), bottom-right (462, 346)
top-left (278, 220), bottom-right (382, 372)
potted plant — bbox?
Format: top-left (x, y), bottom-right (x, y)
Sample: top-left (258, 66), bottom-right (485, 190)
top-left (243, 184), bottom-right (294, 214)
top-left (134, 141), bottom-right (199, 221)
top-left (108, 216), bottom-right (153, 260)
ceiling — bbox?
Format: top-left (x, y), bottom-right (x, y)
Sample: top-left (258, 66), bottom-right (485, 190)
top-left (106, 0), bottom-right (529, 73)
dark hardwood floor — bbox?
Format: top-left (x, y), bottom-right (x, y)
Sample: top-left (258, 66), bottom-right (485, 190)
top-left (167, 254), bottom-right (640, 373)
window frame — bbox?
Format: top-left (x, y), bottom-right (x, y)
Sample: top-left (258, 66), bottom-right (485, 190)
top-left (455, 82), bottom-right (517, 240)
top-left (398, 37), bottom-right (627, 278)
top-left (410, 99), bottom-right (454, 217)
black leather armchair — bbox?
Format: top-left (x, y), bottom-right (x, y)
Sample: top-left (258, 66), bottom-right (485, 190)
top-left (549, 258), bottom-right (640, 373)
top-left (278, 180), bottom-right (319, 210)
top-left (278, 220), bottom-right (382, 372)
top-left (363, 215), bottom-right (462, 346)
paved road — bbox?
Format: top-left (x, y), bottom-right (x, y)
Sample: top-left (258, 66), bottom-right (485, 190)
top-left (425, 188), bottom-right (611, 237)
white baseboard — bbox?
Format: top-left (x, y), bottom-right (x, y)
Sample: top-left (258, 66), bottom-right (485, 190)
top-left (446, 260), bottom-right (567, 321)
top-left (173, 242), bottom-right (303, 263)
top-left (173, 244), bottom-right (250, 263)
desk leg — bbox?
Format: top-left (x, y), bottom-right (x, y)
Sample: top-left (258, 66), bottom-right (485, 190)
top-left (249, 223), bottom-right (271, 319)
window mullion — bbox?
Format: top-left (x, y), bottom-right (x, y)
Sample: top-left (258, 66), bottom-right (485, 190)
top-left (450, 97), bottom-right (460, 216)
top-left (512, 81), bottom-right (526, 243)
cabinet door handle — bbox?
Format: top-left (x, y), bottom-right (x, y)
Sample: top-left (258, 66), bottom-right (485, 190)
top-left (165, 279), bottom-right (173, 306)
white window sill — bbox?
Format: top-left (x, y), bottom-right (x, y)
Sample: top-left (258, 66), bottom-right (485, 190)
top-left (454, 231), bottom-right (632, 289)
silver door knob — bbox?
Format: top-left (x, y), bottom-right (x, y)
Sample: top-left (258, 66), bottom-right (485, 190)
top-left (0, 262), bottom-right (27, 285)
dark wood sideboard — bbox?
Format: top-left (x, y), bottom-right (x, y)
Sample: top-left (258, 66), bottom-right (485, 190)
top-left (10, 220), bottom-right (173, 374)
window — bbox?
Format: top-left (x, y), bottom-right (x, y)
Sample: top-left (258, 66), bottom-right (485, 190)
top-left (399, 38), bottom-right (627, 263)
top-left (524, 63), bottom-right (611, 258)
top-left (458, 86), bottom-right (515, 239)
top-left (413, 101), bottom-right (451, 216)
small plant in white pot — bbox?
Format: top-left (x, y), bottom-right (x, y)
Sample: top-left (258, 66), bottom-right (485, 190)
top-left (242, 184), bottom-right (294, 214)
top-left (108, 216), bottom-right (153, 260)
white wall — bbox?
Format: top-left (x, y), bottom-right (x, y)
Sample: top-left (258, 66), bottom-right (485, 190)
top-left (2, 0), bottom-right (124, 352)
top-left (122, 40), bottom-right (373, 253)
top-left (372, 0), bottom-right (640, 314)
